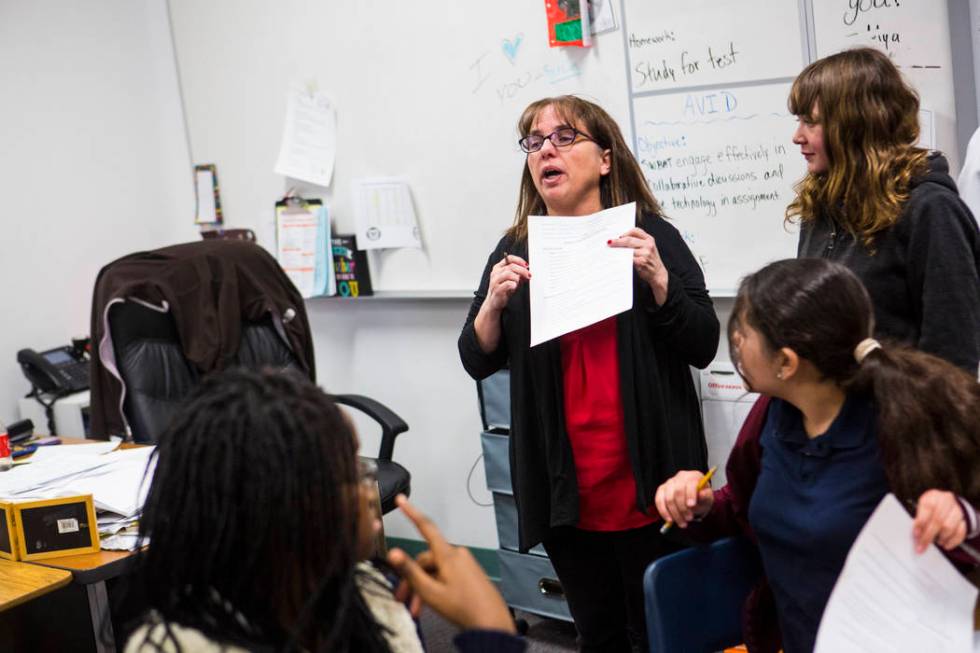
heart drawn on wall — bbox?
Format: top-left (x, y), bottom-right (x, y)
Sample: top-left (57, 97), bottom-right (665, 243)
top-left (502, 33), bottom-right (524, 64)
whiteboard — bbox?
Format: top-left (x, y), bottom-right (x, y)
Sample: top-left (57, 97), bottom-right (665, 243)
top-left (623, 0), bottom-right (804, 93)
top-left (811, 0), bottom-right (959, 167)
top-left (632, 83), bottom-right (802, 292)
top-left (167, 0), bottom-right (961, 294)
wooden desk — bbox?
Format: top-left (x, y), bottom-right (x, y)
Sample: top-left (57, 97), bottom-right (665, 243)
top-left (0, 558), bottom-right (72, 611)
top-left (7, 437), bottom-right (144, 652)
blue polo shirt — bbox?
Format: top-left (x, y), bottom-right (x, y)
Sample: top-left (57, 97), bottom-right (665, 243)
top-left (747, 396), bottom-right (889, 653)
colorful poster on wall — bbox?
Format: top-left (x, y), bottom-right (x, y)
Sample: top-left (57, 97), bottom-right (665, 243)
top-left (546, 0), bottom-right (592, 47)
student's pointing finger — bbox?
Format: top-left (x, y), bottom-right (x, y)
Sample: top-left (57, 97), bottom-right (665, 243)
top-left (396, 495), bottom-right (452, 556)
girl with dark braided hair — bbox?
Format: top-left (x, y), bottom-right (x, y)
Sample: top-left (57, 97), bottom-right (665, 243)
top-left (654, 258), bottom-right (980, 653)
top-left (125, 368), bottom-right (523, 653)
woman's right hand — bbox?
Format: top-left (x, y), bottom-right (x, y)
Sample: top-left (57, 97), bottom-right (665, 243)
top-left (483, 254), bottom-right (530, 313)
top-left (387, 495), bottom-right (516, 633)
top-left (473, 254), bottom-right (530, 353)
top-left (654, 470), bottom-right (714, 528)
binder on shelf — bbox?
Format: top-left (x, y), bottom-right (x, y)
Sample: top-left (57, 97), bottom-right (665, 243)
top-left (332, 234), bottom-right (373, 297)
top-left (275, 193), bottom-right (335, 298)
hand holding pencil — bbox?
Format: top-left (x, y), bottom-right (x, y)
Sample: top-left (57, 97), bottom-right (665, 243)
top-left (655, 466), bottom-right (717, 533)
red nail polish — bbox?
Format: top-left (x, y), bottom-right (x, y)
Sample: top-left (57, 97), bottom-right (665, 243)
top-left (607, 239), bottom-right (612, 245)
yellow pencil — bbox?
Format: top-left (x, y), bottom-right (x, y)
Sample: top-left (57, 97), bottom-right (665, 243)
top-left (660, 466), bottom-right (717, 534)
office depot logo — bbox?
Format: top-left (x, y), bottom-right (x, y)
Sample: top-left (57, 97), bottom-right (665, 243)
top-left (708, 381), bottom-right (743, 391)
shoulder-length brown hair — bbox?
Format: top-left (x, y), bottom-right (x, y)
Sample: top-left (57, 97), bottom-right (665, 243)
top-left (507, 95), bottom-right (662, 242)
top-left (785, 48), bottom-right (930, 248)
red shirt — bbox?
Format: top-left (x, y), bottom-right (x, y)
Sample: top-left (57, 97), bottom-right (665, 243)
top-left (560, 316), bottom-right (657, 531)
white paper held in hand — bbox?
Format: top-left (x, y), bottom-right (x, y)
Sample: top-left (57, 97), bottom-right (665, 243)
top-left (814, 493), bottom-right (978, 653)
top-left (527, 202), bottom-right (635, 347)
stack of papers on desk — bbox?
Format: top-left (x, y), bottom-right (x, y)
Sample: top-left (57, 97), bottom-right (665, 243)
top-left (0, 443), bottom-right (156, 550)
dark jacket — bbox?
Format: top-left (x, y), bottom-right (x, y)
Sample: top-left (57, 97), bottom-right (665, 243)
top-left (690, 395), bottom-right (980, 653)
top-left (797, 153), bottom-right (980, 372)
top-left (459, 212), bottom-right (719, 551)
top-left (89, 240), bottom-right (315, 438)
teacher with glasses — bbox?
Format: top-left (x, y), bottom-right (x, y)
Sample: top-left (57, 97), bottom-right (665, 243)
top-left (458, 95), bottom-right (719, 652)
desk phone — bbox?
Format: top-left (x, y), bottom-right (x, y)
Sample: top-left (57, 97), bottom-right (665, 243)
top-left (17, 345), bottom-right (90, 395)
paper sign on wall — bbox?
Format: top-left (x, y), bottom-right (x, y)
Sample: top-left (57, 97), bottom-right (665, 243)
top-left (546, 0), bottom-right (592, 47)
top-left (274, 83), bottom-right (337, 188)
top-left (352, 177), bottom-right (422, 250)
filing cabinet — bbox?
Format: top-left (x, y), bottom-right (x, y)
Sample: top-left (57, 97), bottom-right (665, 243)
top-left (478, 371), bottom-right (572, 622)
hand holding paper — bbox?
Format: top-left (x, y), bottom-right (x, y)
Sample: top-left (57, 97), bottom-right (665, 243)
top-left (608, 226), bottom-right (669, 305)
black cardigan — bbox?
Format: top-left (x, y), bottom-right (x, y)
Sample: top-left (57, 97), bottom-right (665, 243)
top-left (798, 153), bottom-right (980, 372)
top-left (459, 212), bottom-right (719, 551)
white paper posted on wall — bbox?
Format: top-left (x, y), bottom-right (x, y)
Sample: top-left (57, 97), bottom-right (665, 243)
top-left (352, 177), bottom-right (422, 250)
top-left (274, 83), bottom-right (337, 188)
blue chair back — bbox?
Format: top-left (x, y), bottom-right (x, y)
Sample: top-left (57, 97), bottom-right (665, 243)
top-left (644, 536), bottom-right (763, 653)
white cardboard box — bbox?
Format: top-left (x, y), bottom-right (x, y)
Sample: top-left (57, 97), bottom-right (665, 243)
top-left (700, 362), bottom-right (758, 485)
top-left (18, 390), bottom-right (90, 437)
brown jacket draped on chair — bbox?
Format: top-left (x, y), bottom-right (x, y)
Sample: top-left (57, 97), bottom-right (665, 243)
top-left (88, 240), bottom-right (315, 439)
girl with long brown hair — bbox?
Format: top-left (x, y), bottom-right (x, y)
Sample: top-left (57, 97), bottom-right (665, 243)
top-left (655, 258), bottom-right (980, 653)
top-left (787, 47), bottom-right (980, 372)
top-left (459, 95), bottom-right (719, 651)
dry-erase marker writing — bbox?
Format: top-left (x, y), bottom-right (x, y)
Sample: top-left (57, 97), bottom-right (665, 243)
top-left (660, 466), bottom-right (717, 534)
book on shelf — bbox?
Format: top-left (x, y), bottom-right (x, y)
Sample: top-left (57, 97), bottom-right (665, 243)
top-left (331, 234), bottom-right (373, 297)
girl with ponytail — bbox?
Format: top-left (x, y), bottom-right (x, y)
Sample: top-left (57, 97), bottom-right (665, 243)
top-left (654, 258), bottom-right (980, 653)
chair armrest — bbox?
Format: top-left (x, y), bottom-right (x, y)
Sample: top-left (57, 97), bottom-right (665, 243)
top-left (333, 394), bottom-right (408, 461)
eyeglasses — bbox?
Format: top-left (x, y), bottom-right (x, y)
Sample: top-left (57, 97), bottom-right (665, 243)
top-left (357, 457), bottom-right (378, 486)
top-left (518, 127), bottom-right (594, 153)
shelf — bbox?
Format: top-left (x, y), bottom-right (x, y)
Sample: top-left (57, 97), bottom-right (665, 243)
top-left (309, 290), bottom-right (474, 301)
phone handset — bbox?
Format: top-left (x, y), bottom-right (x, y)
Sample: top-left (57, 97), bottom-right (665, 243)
top-left (17, 345), bottom-right (90, 395)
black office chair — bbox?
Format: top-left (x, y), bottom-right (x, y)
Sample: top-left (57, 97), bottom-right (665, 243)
top-left (91, 241), bottom-right (411, 513)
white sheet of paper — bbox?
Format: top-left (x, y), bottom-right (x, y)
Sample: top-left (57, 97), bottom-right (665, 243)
top-left (60, 448), bottom-right (156, 517)
top-left (25, 442), bottom-right (120, 464)
top-left (527, 203), bottom-right (635, 347)
top-left (0, 446), bottom-right (156, 518)
top-left (815, 494), bottom-right (978, 653)
top-left (195, 168), bottom-right (218, 223)
top-left (352, 177), bottom-right (422, 250)
top-left (315, 205), bottom-right (336, 297)
top-left (589, 0), bottom-right (617, 34)
top-left (274, 83), bottom-right (337, 187)
top-left (918, 108), bottom-right (936, 150)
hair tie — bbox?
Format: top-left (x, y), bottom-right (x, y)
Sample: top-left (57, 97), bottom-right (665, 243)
top-left (854, 338), bottom-right (882, 364)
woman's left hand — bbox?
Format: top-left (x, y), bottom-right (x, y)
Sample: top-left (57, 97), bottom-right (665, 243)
top-left (912, 489), bottom-right (967, 553)
top-left (609, 227), bottom-right (668, 305)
